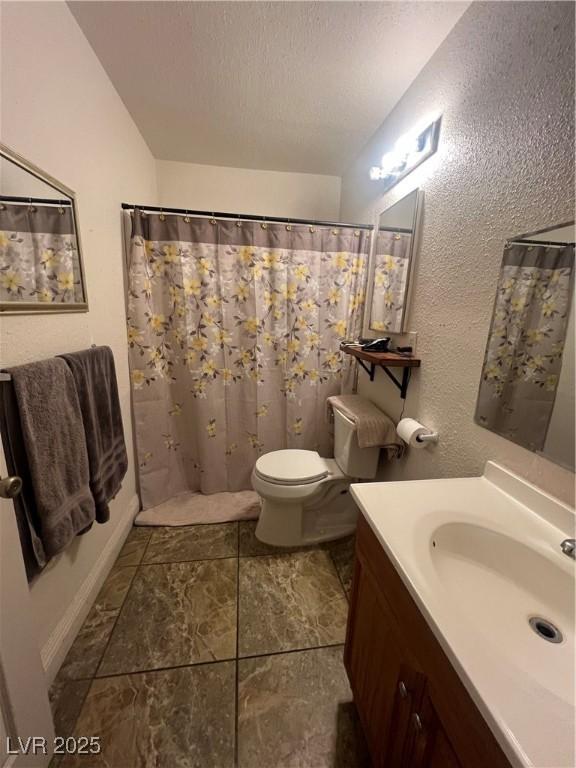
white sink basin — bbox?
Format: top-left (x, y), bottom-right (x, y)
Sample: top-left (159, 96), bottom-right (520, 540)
top-left (351, 462), bottom-right (575, 768)
top-left (429, 521), bottom-right (574, 706)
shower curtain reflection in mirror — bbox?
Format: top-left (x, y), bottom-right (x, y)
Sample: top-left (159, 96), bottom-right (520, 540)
top-left (0, 143), bottom-right (88, 312)
top-left (475, 235), bottom-right (574, 470)
top-left (0, 203), bottom-right (83, 305)
top-left (363, 188), bottom-right (421, 336)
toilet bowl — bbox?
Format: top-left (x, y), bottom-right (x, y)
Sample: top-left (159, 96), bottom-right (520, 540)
top-left (251, 407), bottom-right (380, 546)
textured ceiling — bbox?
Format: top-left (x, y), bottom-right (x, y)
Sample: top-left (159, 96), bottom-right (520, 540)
top-left (69, 1), bottom-right (469, 175)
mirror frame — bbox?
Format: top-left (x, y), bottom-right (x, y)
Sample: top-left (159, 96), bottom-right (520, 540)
top-left (0, 142), bottom-right (89, 314)
top-left (362, 188), bottom-right (423, 338)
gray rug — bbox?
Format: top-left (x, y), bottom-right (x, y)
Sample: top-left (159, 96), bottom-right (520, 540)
top-left (135, 490), bottom-right (260, 526)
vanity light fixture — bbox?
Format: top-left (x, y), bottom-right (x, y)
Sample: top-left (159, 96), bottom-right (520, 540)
top-left (369, 116), bottom-right (442, 190)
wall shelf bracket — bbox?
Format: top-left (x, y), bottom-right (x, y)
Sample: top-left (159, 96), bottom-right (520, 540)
top-left (341, 344), bottom-right (420, 400)
top-left (356, 358), bottom-right (376, 381)
top-left (381, 365), bottom-right (411, 399)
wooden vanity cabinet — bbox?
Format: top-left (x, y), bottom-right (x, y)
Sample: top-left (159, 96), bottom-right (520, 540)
top-left (344, 514), bottom-right (513, 768)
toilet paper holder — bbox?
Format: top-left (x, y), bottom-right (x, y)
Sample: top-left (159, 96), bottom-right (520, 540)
top-left (415, 431), bottom-right (439, 444)
top-left (397, 418), bottom-right (439, 447)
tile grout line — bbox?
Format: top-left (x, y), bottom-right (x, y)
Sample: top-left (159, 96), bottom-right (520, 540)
top-left (91, 530), bottom-right (153, 680)
top-left (139, 552), bottom-right (239, 567)
top-left (328, 549), bottom-right (351, 603)
top-left (134, 521), bottom-right (241, 531)
top-left (112, 549), bottom-right (341, 566)
top-left (76, 641), bottom-right (347, 683)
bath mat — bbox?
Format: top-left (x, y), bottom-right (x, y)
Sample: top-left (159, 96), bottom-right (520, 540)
top-left (135, 490), bottom-right (260, 526)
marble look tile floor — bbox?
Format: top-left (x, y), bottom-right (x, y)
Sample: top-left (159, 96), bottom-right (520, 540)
top-left (238, 550), bottom-right (348, 657)
top-left (50, 520), bottom-right (368, 768)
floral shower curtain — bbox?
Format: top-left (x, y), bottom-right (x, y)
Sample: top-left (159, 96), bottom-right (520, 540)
top-left (0, 204), bottom-right (82, 303)
top-left (369, 230), bottom-right (411, 333)
top-left (126, 212), bottom-right (370, 508)
top-left (476, 242), bottom-right (574, 451)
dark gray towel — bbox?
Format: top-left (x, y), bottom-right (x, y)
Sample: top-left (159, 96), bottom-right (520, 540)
top-left (0, 379), bottom-right (46, 578)
top-left (7, 358), bottom-right (96, 557)
top-left (60, 346), bottom-right (128, 522)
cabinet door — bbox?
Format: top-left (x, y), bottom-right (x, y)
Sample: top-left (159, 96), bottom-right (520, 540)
top-left (348, 516), bottom-right (513, 768)
top-left (344, 555), bottom-right (423, 767)
top-left (404, 687), bottom-right (464, 768)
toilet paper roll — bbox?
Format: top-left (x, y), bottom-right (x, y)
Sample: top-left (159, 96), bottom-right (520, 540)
top-left (397, 418), bottom-right (430, 447)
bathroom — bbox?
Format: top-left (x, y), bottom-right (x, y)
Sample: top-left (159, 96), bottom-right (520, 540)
top-left (0, 0), bottom-right (574, 766)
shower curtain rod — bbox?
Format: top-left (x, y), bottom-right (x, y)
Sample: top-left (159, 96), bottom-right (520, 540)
top-left (0, 195), bottom-right (72, 206)
top-left (508, 238), bottom-right (575, 248)
top-left (121, 203), bottom-right (374, 231)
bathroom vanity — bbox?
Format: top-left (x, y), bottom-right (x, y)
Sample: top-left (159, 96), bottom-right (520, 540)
top-left (345, 463), bottom-right (575, 768)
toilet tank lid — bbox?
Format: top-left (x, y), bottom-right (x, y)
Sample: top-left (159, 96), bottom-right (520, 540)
top-left (255, 449), bottom-right (329, 484)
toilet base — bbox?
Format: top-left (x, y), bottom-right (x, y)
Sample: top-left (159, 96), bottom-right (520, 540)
top-left (255, 481), bottom-right (358, 547)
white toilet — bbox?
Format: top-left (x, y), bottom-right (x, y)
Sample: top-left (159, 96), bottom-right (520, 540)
top-left (251, 405), bottom-right (380, 546)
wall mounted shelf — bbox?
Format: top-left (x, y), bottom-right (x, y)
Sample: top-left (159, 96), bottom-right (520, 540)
top-left (341, 344), bottom-right (421, 399)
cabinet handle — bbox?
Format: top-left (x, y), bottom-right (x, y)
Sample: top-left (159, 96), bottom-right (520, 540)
top-left (398, 681), bottom-right (408, 699)
top-left (412, 713), bottom-right (423, 733)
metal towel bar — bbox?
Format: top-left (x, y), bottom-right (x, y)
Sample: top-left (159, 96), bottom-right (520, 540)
top-left (0, 344), bottom-right (98, 382)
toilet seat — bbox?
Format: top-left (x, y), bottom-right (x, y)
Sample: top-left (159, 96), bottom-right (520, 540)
top-left (254, 449), bottom-right (330, 486)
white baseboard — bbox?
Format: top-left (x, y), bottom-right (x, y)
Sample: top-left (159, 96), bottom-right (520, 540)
top-left (41, 494), bottom-right (140, 684)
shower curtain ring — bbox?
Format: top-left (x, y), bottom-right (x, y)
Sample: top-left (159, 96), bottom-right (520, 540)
top-left (210, 213), bottom-right (216, 225)
top-left (261, 215), bottom-right (268, 230)
top-left (184, 210), bottom-right (190, 223)
top-left (159, 207), bottom-right (166, 221)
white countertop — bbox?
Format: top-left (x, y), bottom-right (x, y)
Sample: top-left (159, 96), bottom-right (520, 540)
top-left (350, 462), bottom-right (575, 768)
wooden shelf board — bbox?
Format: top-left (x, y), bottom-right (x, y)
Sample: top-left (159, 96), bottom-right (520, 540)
top-left (341, 345), bottom-right (421, 368)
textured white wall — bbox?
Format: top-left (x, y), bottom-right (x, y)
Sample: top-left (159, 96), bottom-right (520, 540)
top-left (340, 1), bottom-right (575, 505)
top-left (156, 159), bottom-right (341, 220)
top-left (0, 2), bottom-right (157, 653)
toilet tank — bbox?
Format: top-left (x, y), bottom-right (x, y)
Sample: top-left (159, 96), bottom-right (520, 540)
top-left (333, 407), bottom-right (380, 479)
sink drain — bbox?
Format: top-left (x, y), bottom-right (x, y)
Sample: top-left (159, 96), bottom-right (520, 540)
top-left (529, 616), bottom-right (563, 644)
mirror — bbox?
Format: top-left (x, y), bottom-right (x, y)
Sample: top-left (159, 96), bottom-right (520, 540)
top-left (363, 188), bottom-right (422, 336)
top-left (475, 222), bottom-right (575, 471)
top-left (0, 143), bottom-right (88, 312)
